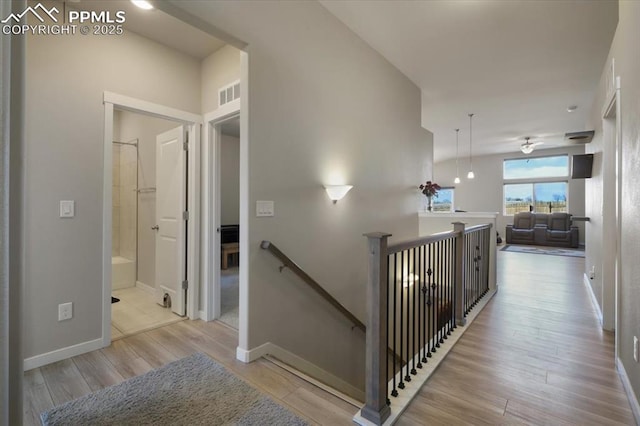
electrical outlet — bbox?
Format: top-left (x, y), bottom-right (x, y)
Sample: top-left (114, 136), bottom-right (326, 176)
top-left (634, 336), bottom-right (638, 363)
top-left (58, 302), bottom-right (73, 321)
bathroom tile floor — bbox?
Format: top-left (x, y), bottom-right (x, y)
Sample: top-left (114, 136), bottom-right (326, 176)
top-left (111, 287), bottom-right (184, 339)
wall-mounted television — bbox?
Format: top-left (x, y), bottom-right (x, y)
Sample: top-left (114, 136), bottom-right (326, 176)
top-left (571, 154), bottom-right (593, 179)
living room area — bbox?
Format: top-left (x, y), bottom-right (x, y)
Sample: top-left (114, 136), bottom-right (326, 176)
top-left (433, 144), bottom-right (588, 258)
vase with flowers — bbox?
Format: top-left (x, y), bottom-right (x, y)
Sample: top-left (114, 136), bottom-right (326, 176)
top-left (419, 180), bottom-right (441, 212)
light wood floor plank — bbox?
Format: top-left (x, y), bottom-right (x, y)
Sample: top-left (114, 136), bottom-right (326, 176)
top-left (23, 369), bottom-right (54, 426)
top-left (398, 250), bottom-right (635, 425)
top-left (39, 359), bottom-right (92, 406)
top-left (282, 387), bottom-right (354, 426)
top-left (99, 338), bottom-right (154, 379)
top-left (72, 350), bottom-right (125, 392)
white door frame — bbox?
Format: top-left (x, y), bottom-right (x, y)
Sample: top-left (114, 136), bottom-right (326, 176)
top-left (201, 99), bottom-right (240, 321)
top-left (102, 91), bottom-right (202, 347)
top-left (600, 75), bottom-right (621, 351)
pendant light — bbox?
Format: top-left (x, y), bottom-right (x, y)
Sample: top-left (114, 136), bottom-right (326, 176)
top-left (454, 128), bottom-right (461, 184)
top-left (467, 113), bottom-right (475, 179)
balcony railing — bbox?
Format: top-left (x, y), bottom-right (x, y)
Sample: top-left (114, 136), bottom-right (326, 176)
top-left (360, 222), bottom-right (494, 425)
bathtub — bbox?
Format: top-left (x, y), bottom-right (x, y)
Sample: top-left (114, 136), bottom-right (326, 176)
top-left (112, 256), bottom-right (136, 290)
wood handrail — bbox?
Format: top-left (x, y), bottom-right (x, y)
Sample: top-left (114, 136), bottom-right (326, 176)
top-left (463, 223), bottom-right (493, 234)
top-left (260, 240), bottom-right (366, 332)
top-left (387, 230), bottom-right (460, 254)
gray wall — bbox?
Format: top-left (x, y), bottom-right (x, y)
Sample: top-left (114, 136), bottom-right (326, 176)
top-left (587, 0), bottom-right (640, 408)
top-left (434, 146), bottom-right (586, 244)
top-left (170, 0), bottom-right (433, 392)
top-left (201, 45), bottom-right (241, 113)
top-left (220, 134), bottom-right (240, 225)
top-left (23, 19), bottom-right (202, 359)
top-left (115, 111), bottom-right (178, 289)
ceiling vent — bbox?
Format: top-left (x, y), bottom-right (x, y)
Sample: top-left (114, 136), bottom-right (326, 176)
top-left (219, 80), bottom-right (240, 107)
top-left (564, 130), bottom-right (594, 144)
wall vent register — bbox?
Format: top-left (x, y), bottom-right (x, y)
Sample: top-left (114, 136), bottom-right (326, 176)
top-left (219, 80), bottom-right (240, 107)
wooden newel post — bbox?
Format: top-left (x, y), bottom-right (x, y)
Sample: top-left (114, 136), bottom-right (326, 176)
top-left (362, 232), bottom-right (392, 425)
top-left (453, 222), bottom-right (467, 327)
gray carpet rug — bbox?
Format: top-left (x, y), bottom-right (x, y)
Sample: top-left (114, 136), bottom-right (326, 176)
top-left (41, 352), bottom-right (308, 426)
top-left (501, 244), bottom-right (585, 258)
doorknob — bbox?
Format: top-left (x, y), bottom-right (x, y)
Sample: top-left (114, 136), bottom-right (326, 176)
top-left (151, 225), bottom-right (159, 231)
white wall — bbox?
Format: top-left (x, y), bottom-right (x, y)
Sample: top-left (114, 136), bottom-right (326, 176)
top-left (220, 133), bottom-right (240, 225)
top-left (116, 111), bottom-right (179, 289)
top-left (434, 146), bottom-right (586, 244)
top-left (169, 1), bottom-right (433, 394)
top-left (587, 0), bottom-right (640, 409)
top-left (23, 7), bottom-right (201, 359)
top-left (201, 45), bottom-right (241, 113)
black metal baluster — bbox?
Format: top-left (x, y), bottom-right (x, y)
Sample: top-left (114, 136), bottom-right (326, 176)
top-left (451, 237), bottom-right (456, 329)
top-left (391, 253), bottom-right (398, 397)
top-left (411, 247), bottom-right (417, 376)
top-left (431, 240), bottom-right (437, 352)
top-left (475, 233), bottom-right (480, 307)
top-left (386, 255), bottom-right (390, 405)
top-left (445, 238), bottom-right (451, 337)
top-left (428, 243), bottom-right (434, 356)
top-left (465, 234), bottom-right (470, 316)
top-left (438, 241), bottom-right (444, 343)
top-left (422, 244), bottom-right (428, 363)
top-left (417, 245), bottom-right (424, 369)
top-left (398, 250), bottom-right (405, 390)
top-left (404, 249), bottom-right (411, 383)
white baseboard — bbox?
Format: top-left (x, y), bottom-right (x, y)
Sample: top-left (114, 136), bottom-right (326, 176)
top-left (583, 273), bottom-right (603, 326)
top-left (135, 280), bottom-right (155, 295)
top-left (236, 342), bottom-right (270, 363)
top-left (616, 357), bottom-right (640, 425)
top-left (236, 341), bottom-right (365, 401)
top-left (24, 338), bottom-right (104, 371)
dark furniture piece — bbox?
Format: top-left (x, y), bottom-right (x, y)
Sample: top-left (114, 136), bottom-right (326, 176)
top-left (506, 212), bottom-right (579, 248)
top-left (221, 225), bottom-right (240, 269)
top-left (220, 224), bottom-right (239, 244)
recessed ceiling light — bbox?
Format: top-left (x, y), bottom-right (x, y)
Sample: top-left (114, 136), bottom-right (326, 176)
top-left (131, 0), bottom-right (154, 10)
top-left (567, 105), bottom-right (578, 113)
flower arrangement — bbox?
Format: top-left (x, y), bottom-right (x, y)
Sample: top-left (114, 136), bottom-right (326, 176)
top-left (419, 180), bottom-right (441, 198)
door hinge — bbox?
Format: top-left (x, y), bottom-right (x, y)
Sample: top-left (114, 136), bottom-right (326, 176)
top-left (183, 141), bottom-right (189, 151)
top-left (181, 280), bottom-right (188, 290)
top-left (183, 211), bottom-right (189, 221)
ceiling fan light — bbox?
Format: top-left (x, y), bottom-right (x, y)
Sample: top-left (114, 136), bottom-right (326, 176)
top-left (520, 144), bottom-right (534, 154)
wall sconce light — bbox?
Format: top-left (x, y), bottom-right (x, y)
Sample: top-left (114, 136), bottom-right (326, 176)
top-left (324, 185), bottom-right (353, 204)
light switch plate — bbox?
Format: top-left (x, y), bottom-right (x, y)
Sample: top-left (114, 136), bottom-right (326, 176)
top-left (60, 200), bottom-right (75, 218)
top-left (256, 200), bottom-right (274, 217)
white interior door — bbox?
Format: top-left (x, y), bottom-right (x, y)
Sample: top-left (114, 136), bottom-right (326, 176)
top-left (155, 126), bottom-right (186, 316)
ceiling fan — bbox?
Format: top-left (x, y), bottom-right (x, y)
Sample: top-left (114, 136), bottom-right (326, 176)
top-left (520, 137), bottom-right (544, 154)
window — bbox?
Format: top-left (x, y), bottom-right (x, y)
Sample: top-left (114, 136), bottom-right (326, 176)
top-left (503, 155), bottom-right (569, 215)
top-left (433, 187), bottom-right (454, 212)
top-left (503, 155), bottom-right (569, 179)
top-left (504, 182), bottom-right (567, 214)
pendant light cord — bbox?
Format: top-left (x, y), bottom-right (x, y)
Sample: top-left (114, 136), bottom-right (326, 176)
top-left (455, 128), bottom-right (460, 175)
top-left (468, 113), bottom-right (474, 170)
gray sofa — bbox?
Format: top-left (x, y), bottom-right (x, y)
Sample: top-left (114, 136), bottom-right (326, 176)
top-left (506, 212), bottom-right (579, 248)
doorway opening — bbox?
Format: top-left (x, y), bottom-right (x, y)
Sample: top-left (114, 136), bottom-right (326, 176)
top-left (217, 116), bottom-right (240, 329)
top-left (102, 92), bottom-right (202, 346)
top-left (110, 110), bottom-right (189, 339)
